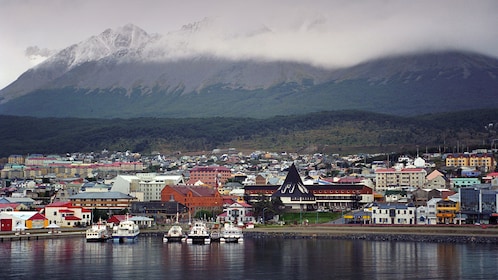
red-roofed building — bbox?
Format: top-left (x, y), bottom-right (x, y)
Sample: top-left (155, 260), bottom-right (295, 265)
top-left (27, 213), bottom-right (49, 229)
top-left (161, 185), bottom-right (223, 214)
top-left (44, 201), bottom-right (92, 227)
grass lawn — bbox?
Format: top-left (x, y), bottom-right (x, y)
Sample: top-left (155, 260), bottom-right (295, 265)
top-left (279, 211), bottom-right (343, 225)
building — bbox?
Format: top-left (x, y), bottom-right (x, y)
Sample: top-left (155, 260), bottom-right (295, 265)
top-left (436, 198), bottom-right (459, 224)
top-left (160, 185), bottom-right (223, 214)
top-left (271, 164), bottom-right (316, 211)
top-left (369, 202), bottom-right (416, 225)
top-left (218, 200), bottom-right (255, 225)
top-left (375, 168), bottom-right (427, 192)
top-left (425, 170), bottom-right (450, 189)
top-left (187, 166), bottom-right (232, 187)
top-left (459, 185), bottom-right (498, 224)
top-left (450, 178), bottom-right (481, 189)
top-left (136, 173), bottom-right (184, 201)
top-left (69, 192), bottom-right (137, 210)
top-left (44, 201), bottom-right (92, 227)
top-left (0, 211), bottom-right (48, 231)
top-left (244, 165), bottom-right (374, 211)
top-left (445, 153), bottom-right (495, 171)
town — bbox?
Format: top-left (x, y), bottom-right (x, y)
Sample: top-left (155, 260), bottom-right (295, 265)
top-left (0, 147), bottom-right (497, 233)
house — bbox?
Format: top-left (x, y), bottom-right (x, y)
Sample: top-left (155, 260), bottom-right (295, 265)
top-left (44, 201), bottom-right (92, 227)
top-left (425, 170), bottom-right (450, 189)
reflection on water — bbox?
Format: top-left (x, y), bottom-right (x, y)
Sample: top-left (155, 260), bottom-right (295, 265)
top-left (1, 236), bottom-right (498, 279)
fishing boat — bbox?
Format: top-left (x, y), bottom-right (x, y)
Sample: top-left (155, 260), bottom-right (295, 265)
top-left (185, 221), bottom-right (211, 244)
top-left (220, 223), bottom-right (244, 243)
top-left (86, 219), bottom-right (110, 242)
top-left (112, 215), bottom-right (140, 243)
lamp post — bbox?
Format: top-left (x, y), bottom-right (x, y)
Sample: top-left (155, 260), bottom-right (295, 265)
top-left (262, 207), bottom-right (268, 225)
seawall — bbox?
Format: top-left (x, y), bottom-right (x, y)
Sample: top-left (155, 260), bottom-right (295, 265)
top-left (243, 225), bottom-right (498, 244)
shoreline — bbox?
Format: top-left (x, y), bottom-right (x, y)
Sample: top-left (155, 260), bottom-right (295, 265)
top-left (2, 224), bottom-right (498, 244)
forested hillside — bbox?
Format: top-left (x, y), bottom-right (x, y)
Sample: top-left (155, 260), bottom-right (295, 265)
top-left (1, 109), bottom-right (497, 157)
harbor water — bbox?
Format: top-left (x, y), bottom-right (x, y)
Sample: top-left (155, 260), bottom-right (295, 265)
top-left (1, 236), bottom-right (498, 279)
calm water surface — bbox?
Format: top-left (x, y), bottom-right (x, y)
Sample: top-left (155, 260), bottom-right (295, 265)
top-left (1, 236), bottom-right (498, 280)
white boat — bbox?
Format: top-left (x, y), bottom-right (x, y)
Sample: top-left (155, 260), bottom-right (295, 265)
top-left (220, 223), bottom-right (244, 243)
top-left (112, 215), bottom-right (140, 243)
top-left (86, 219), bottom-right (110, 242)
top-left (185, 221), bottom-right (211, 244)
top-left (163, 224), bottom-right (184, 243)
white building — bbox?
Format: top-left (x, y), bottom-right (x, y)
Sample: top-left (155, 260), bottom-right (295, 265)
top-left (44, 201), bottom-right (92, 227)
top-left (375, 168), bottom-right (427, 192)
top-left (110, 173), bottom-right (184, 202)
top-left (370, 203), bottom-right (416, 225)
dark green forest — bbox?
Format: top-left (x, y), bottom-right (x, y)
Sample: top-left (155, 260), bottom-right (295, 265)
top-left (1, 109), bottom-right (497, 157)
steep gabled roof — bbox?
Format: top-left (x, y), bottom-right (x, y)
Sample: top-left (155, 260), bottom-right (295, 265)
top-left (272, 163), bottom-right (314, 199)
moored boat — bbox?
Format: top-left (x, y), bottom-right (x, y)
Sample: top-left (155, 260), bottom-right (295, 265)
top-left (163, 224), bottom-right (184, 243)
top-left (86, 219), bottom-right (110, 242)
top-left (220, 223), bottom-right (244, 243)
top-left (112, 215), bottom-right (140, 243)
top-left (185, 221), bottom-right (211, 244)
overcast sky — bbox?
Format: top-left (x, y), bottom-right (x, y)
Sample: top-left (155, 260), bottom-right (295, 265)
top-left (1, 0), bottom-right (498, 89)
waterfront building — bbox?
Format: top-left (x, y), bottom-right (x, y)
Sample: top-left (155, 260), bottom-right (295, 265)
top-left (436, 198), bottom-right (459, 224)
top-left (369, 202), bottom-right (416, 225)
top-left (271, 163), bottom-right (315, 211)
top-left (245, 164), bottom-right (373, 211)
top-left (43, 201), bottom-right (92, 227)
top-left (218, 200), bottom-right (256, 225)
top-left (459, 185), bottom-right (498, 224)
top-left (0, 211), bottom-right (48, 231)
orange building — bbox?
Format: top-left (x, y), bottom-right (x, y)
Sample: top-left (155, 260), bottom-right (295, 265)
top-left (187, 166), bottom-right (232, 187)
top-left (161, 185), bottom-right (223, 213)
top-left (445, 153), bottom-right (495, 171)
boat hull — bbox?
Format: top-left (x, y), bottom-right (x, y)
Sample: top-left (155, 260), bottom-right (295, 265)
top-left (112, 234), bottom-right (139, 243)
top-left (163, 235), bottom-right (184, 243)
top-left (186, 235), bottom-right (211, 244)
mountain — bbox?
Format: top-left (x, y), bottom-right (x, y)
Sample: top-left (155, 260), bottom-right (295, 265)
top-left (1, 24), bottom-right (498, 118)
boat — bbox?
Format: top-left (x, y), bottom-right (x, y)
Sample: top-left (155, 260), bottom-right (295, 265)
top-left (163, 224), bottom-right (184, 243)
top-left (209, 223), bottom-right (221, 242)
top-left (86, 219), bottom-right (110, 242)
top-left (112, 215), bottom-right (140, 243)
top-left (220, 223), bottom-right (244, 243)
top-left (185, 221), bottom-right (211, 244)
